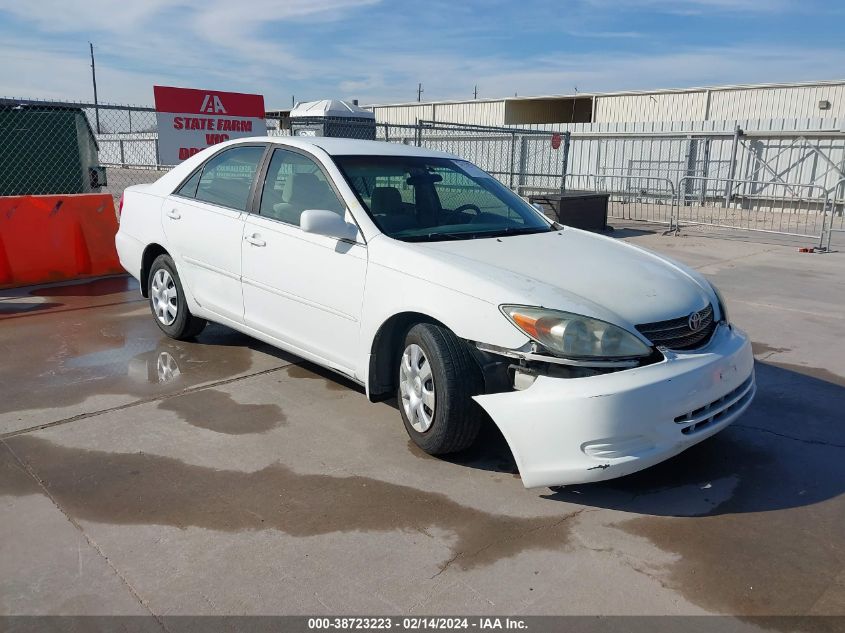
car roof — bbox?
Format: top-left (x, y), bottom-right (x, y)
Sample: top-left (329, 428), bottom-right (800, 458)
top-left (256, 135), bottom-right (459, 159)
top-left (142, 135), bottom-right (462, 197)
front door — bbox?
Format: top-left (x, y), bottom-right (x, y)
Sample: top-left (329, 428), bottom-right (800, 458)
top-left (241, 147), bottom-right (367, 374)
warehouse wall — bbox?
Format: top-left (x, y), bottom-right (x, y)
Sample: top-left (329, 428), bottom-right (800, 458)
top-left (708, 84), bottom-right (845, 121)
top-left (593, 83), bottom-right (845, 123)
top-left (368, 82), bottom-right (845, 127)
top-left (433, 100), bottom-right (505, 125)
top-left (371, 100), bottom-right (505, 126)
top-left (369, 103), bottom-right (435, 125)
top-left (594, 91), bottom-right (709, 123)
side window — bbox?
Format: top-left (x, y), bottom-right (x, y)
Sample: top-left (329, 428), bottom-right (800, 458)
top-left (176, 169), bottom-right (202, 198)
top-left (194, 146), bottom-right (265, 211)
top-left (259, 149), bottom-right (345, 226)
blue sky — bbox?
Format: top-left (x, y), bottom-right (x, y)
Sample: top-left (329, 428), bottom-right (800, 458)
top-left (0, 0), bottom-right (843, 108)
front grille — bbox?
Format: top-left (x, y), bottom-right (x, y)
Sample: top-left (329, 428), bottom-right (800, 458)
top-left (674, 374), bottom-right (755, 435)
top-left (636, 304), bottom-right (716, 350)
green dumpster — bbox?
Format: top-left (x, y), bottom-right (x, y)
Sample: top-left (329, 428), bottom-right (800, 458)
top-left (0, 102), bottom-right (106, 196)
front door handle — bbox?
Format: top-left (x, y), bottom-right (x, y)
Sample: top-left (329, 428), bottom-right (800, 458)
top-left (244, 233), bottom-right (266, 247)
top-left (166, 209), bottom-right (181, 220)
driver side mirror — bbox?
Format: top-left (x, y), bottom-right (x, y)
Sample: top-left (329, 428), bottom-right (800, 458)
top-left (300, 209), bottom-right (359, 242)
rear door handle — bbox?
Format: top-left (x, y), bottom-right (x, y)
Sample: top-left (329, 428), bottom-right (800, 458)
top-left (244, 233), bottom-right (266, 247)
top-left (167, 209), bottom-right (181, 220)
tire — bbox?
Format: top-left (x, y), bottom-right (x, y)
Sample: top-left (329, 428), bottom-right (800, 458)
top-left (397, 323), bottom-right (484, 454)
top-left (147, 254), bottom-right (206, 340)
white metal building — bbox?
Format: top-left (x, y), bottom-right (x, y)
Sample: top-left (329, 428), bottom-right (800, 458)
top-left (362, 80), bottom-right (845, 127)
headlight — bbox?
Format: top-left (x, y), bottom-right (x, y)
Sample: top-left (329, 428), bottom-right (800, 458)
top-left (711, 284), bottom-right (729, 324)
top-left (501, 305), bottom-right (652, 359)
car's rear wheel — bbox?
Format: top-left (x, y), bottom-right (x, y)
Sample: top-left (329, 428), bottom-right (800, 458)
top-left (148, 254), bottom-right (206, 340)
top-left (398, 323), bottom-right (484, 454)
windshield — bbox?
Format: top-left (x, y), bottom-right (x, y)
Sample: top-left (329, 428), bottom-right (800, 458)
top-left (333, 155), bottom-right (553, 241)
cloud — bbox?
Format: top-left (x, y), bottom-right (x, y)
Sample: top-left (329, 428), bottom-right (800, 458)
top-left (0, 0), bottom-right (379, 32)
top-left (332, 41), bottom-right (845, 105)
top-left (0, 0), bottom-right (840, 109)
top-left (0, 0), bottom-right (382, 104)
top-left (0, 0), bottom-right (174, 32)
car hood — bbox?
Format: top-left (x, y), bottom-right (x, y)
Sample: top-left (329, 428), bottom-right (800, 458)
top-left (399, 228), bottom-right (715, 331)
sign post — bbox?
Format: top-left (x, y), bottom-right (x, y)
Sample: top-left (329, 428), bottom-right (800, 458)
top-left (153, 86), bottom-right (266, 165)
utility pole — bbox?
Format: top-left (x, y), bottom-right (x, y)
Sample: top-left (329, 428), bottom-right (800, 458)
top-left (473, 85), bottom-right (478, 99)
top-left (417, 83), bottom-right (423, 102)
top-left (89, 42), bottom-right (100, 134)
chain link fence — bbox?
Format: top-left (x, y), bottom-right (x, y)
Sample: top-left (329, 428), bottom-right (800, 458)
top-left (2, 95), bottom-right (844, 247)
top-left (0, 98), bottom-right (164, 201)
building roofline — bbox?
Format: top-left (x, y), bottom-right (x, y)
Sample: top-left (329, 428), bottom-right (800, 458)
top-left (360, 79), bottom-right (845, 109)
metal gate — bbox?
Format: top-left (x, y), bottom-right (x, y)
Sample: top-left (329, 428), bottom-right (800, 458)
top-left (563, 173), bottom-right (676, 226)
top-left (414, 120), bottom-right (569, 192)
top-left (674, 176), bottom-right (831, 246)
top-left (823, 177), bottom-right (845, 250)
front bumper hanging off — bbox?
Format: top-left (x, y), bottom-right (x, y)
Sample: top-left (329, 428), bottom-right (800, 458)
top-left (473, 324), bottom-right (756, 488)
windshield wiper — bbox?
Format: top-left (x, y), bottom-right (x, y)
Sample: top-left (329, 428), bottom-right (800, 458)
top-left (401, 226), bottom-right (554, 242)
top-left (470, 226), bottom-right (555, 238)
top-left (402, 232), bottom-right (476, 242)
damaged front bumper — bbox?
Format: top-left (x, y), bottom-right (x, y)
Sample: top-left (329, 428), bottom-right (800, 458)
top-left (473, 323), bottom-right (755, 488)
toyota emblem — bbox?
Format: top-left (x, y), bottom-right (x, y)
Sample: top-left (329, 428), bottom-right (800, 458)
top-left (688, 310), bottom-right (703, 332)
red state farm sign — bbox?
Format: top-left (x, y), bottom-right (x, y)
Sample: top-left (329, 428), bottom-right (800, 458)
top-left (153, 86), bottom-right (266, 165)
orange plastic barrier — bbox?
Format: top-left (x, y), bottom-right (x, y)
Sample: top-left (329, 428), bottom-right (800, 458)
top-left (0, 194), bottom-right (124, 289)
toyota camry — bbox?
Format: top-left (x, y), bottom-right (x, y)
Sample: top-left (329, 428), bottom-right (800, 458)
top-left (115, 136), bottom-right (755, 487)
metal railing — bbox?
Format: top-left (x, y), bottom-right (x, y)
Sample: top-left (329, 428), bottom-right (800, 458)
top-left (566, 174), bottom-right (676, 227)
top-left (673, 176), bottom-right (831, 246)
top-left (519, 174), bottom-right (676, 228)
top-left (414, 121), bottom-right (569, 191)
top-left (823, 177), bottom-right (845, 251)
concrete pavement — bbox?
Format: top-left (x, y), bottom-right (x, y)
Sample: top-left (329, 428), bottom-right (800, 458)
top-left (1, 225), bottom-right (843, 621)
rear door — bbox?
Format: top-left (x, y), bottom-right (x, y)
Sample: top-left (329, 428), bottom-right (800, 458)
top-left (163, 144), bottom-right (266, 322)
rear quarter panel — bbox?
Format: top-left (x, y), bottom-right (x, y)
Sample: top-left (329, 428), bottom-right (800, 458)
top-left (115, 186), bottom-right (166, 280)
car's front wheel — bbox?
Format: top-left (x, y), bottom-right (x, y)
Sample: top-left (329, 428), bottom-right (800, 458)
top-left (148, 254), bottom-right (206, 340)
top-left (398, 323), bottom-right (484, 454)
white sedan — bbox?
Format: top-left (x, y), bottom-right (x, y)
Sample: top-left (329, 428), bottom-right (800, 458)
top-left (115, 136), bottom-right (755, 488)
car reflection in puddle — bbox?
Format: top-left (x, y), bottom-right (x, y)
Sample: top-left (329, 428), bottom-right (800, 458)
top-left (155, 351), bottom-right (181, 384)
top-left (115, 346), bottom-right (184, 385)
